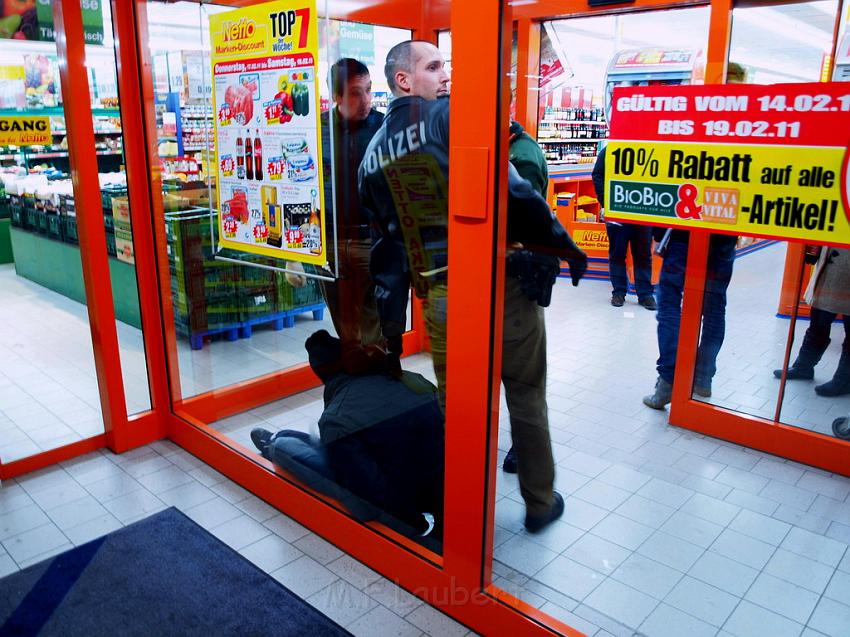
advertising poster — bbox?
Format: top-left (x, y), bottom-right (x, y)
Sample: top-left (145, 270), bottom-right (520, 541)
top-left (209, 1), bottom-right (326, 265)
top-left (0, 116), bottom-right (51, 146)
top-left (604, 83), bottom-right (850, 247)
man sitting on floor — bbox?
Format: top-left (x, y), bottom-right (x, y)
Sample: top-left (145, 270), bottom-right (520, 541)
top-left (251, 330), bottom-right (444, 538)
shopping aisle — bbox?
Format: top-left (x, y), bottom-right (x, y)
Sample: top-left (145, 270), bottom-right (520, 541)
top-left (0, 442), bottom-right (477, 637)
top-left (487, 243), bottom-right (850, 636)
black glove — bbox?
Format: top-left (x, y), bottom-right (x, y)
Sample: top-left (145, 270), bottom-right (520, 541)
top-left (567, 254), bottom-right (588, 286)
top-left (385, 334), bottom-right (403, 380)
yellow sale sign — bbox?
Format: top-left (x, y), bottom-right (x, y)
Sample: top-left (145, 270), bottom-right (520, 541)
top-left (0, 116), bottom-right (50, 146)
top-left (604, 84), bottom-right (850, 246)
top-left (209, 1), bottom-right (326, 264)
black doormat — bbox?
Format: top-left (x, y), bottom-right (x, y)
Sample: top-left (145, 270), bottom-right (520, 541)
top-left (0, 507), bottom-right (351, 637)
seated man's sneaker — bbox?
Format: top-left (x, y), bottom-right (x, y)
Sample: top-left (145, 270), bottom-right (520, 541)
top-left (251, 428), bottom-right (274, 459)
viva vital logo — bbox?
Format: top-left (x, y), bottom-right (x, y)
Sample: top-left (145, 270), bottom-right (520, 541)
top-left (221, 18), bottom-right (256, 41)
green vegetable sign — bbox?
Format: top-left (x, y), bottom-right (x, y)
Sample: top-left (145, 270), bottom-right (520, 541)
top-left (0, 1), bottom-right (104, 45)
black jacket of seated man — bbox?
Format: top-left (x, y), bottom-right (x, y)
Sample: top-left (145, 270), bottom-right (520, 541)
top-left (306, 330), bottom-right (445, 536)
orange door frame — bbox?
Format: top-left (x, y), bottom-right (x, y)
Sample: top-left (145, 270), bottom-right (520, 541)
top-left (0, 0), bottom-right (168, 480)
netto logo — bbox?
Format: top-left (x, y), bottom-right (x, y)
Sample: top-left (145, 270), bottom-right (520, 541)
top-left (610, 181), bottom-right (679, 217)
top-left (222, 18), bottom-right (256, 41)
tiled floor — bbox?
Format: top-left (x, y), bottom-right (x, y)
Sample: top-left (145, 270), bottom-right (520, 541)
top-left (3, 242), bottom-right (850, 636)
top-left (0, 442), bottom-right (475, 637)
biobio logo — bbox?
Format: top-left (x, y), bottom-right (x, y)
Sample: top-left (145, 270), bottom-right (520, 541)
top-left (609, 181), bottom-right (680, 217)
top-left (222, 18), bottom-right (256, 41)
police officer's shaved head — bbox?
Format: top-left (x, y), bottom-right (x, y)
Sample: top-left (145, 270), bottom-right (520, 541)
top-left (384, 40), bottom-right (450, 99)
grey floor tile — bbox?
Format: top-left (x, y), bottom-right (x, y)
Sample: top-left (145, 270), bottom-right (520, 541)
top-left (797, 472), bottom-right (850, 502)
top-left (0, 554), bottom-right (18, 578)
top-left (723, 601), bottom-right (804, 637)
top-left (406, 603), bottom-right (469, 637)
top-left (0, 504), bottom-right (50, 542)
top-left (681, 493), bottom-right (741, 527)
top-left (263, 513), bottom-right (311, 543)
top-left (347, 604), bottom-right (421, 637)
top-left (270, 555), bottom-right (339, 599)
top-left (63, 514), bottom-right (123, 546)
top-left (239, 533), bottom-right (303, 573)
top-left (728, 509), bottom-right (791, 546)
top-left (523, 520), bottom-right (584, 553)
top-left (564, 532), bottom-right (632, 575)
top-left (745, 572), bottom-right (820, 625)
top-left (328, 554), bottom-right (383, 590)
top-left (364, 579), bottom-right (423, 618)
top-left (640, 603), bottom-right (718, 637)
top-left (715, 467), bottom-right (769, 495)
top-left (2, 522), bottom-right (68, 564)
top-left (182, 496), bottom-right (243, 529)
top-left (806, 597), bottom-right (850, 637)
top-left (724, 488), bottom-right (779, 515)
top-left (688, 550), bottom-right (759, 597)
top-left (610, 553), bottom-right (684, 600)
top-left (307, 579), bottom-right (376, 628)
top-left (592, 513), bottom-right (655, 551)
top-left (209, 514), bottom-right (271, 551)
top-left (614, 493), bottom-right (676, 529)
top-left (823, 568), bottom-right (850, 604)
top-left (596, 464), bottom-right (652, 492)
top-left (637, 478), bottom-right (695, 509)
top-left (661, 511), bottom-right (725, 549)
top-left (294, 533), bottom-right (346, 566)
top-left (533, 555), bottom-right (605, 601)
top-left (761, 480), bottom-right (818, 511)
top-left (751, 459), bottom-right (805, 485)
top-left (584, 577), bottom-right (659, 630)
top-left (664, 576), bottom-right (738, 627)
top-left (573, 480), bottom-right (632, 511)
top-left (638, 530), bottom-right (705, 572)
top-left (710, 528), bottom-right (777, 570)
top-left (562, 496), bottom-right (609, 531)
top-left (763, 548), bottom-right (834, 594)
top-left (780, 527), bottom-right (847, 568)
top-left (538, 602), bottom-right (601, 636)
top-left (495, 533), bottom-right (560, 577)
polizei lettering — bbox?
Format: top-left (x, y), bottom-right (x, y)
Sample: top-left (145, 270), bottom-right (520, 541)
top-left (363, 122), bottom-right (427, 175)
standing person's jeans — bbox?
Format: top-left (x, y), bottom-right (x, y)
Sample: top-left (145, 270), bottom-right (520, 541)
top-left (656, 238), bottom-right (736, 387)
top-left (606, 222), bottom-right (654, 299)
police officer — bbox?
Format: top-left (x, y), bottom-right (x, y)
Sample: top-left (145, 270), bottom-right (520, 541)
top-left (358, 40), bottom-right (587, 533)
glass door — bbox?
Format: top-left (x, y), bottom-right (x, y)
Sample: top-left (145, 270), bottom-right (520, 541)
top-left (0, 0), bottom-right (152, 471)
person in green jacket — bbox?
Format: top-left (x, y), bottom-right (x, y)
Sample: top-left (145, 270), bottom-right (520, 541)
top-left (509, 121), bottom-right (549, 197)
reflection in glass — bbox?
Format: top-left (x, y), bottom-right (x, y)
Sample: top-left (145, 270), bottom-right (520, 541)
top-left (779, 247), bottom-right (850, 435)
top-left (250, 329), bottom-right (444, 548)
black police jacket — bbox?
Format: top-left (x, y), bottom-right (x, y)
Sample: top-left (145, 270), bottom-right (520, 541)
top-left (358, 95), bottom-right (585, 338)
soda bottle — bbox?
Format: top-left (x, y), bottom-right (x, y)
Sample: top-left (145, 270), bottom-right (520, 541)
top-left (254, 130), bottom-right (263, 180)
top-left (245, 131), bottom-right (254, 180)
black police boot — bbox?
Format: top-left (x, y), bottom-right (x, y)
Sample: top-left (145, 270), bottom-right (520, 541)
top-left (502, 447), bottom-right (517, 474)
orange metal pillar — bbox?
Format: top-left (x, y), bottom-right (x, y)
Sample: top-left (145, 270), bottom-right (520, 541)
top-left (53, 0), bottom-right (130, 452)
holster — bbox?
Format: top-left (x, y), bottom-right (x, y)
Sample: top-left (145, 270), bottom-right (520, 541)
top-left (506, 250), bottom-right (561, 307)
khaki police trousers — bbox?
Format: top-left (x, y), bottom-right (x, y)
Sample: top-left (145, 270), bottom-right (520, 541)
top-left (423, 277), bottom-right (555, 518)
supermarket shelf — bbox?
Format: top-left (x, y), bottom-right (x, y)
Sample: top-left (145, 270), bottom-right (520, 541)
top-left (540, 119), bottom-right (607, 125)
top-left (0, 150), bottom-right (123, 160)
top-left (0, 107), bottom-right (120, 117)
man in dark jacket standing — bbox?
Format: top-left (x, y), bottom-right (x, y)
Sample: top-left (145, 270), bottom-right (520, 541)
top-left (359, 40), bottom-right (588, 533)
top-left (318, 58), bottom-right (384, 365)
top-left (592, 146), bottom-right (656, 309)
